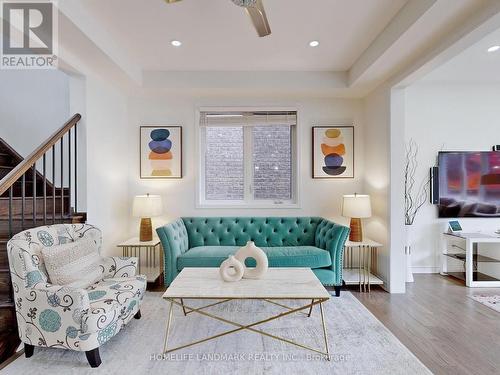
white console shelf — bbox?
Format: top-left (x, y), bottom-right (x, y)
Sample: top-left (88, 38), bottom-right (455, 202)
top-left (441, 232), bottom-right (500, 287)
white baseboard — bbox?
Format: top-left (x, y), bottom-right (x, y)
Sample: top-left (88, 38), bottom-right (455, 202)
top-left (412, 266), bottom-right (439, 274)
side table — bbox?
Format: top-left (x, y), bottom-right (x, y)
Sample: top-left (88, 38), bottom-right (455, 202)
top-left (117, 237), bottom-right (163, 286)
top-left (344, 239), bottom-right (383, 292)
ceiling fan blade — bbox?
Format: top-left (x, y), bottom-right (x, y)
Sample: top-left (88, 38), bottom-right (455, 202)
top-left (164, 0), bottom-right (182, 3)
top-left (245, 0), bottom-right (271, 37)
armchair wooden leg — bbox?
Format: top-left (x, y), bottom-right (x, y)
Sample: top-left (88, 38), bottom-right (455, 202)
top-left (334, 285), bottom-right (341, 297)
top-left (85, 348), bottom-right (102, 368)
top-left (24, 343), bottom-right (34, 358)
top-left (134, 309), bottom-right (141, 319)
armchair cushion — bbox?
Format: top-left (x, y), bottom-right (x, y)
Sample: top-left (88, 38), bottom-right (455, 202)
top-left (82, 276), bottom-right (147, 336)
top-left (41, 237), bottom-right (103, 288)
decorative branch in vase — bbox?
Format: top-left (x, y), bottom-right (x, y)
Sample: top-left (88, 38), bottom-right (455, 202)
top-left (404, 139), bottom-right (430, 282)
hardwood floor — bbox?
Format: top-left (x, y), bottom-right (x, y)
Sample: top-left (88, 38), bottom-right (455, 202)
top-left (350, 274), bottom-right (500, 375)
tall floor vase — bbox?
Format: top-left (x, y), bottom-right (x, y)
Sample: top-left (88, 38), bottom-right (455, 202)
top-left (405, 225), bottom-right (414, 283)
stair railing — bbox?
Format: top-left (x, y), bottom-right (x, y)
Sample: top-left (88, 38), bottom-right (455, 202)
top-left (0, 114), bottom-right (82, 237)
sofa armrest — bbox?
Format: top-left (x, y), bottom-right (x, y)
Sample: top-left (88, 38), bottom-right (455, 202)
top-left (156, 218), bottom-right (189, 286)
top-left (101, 256), bottom-right (138, 278)
top-left (315, 219), bottom-right (350, 285)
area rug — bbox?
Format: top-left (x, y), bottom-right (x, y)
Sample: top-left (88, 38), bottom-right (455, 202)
top-left (4, 292), bottom-right (430, 375)
top-left (469, 294), bottom-right (500, 313)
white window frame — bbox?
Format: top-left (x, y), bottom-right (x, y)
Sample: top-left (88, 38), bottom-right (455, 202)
top-left (196, 106), bottom-right (300, 209)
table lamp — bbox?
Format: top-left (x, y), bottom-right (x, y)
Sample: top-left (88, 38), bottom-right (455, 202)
top-left (342, 194), bottom-right (372, 242)
top-left (133, 194), bottom-right (162, 241)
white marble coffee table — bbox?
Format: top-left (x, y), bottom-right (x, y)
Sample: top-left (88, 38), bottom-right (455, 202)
top-left (162, 267), bottom-right (331, 359)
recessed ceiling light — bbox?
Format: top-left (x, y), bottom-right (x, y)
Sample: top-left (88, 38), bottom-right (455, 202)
top-left (487, 45), bottom-right (500, 52)
top-left (171, 40), bottom-right (182, 47)
top-left (309, 40), bottom-right (319, 47)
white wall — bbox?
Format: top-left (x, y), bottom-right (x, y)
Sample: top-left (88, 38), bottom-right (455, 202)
top-left (126, 92), bottom-right (366, 238)
top-left (84, 76), bottom-right (130, 256)
top-left (363, 86), bottom-right (391, 288)
top-left (405, 83), bottom-right (500, 273)
top-left (0, 70), bottom-right (69, 155)
top-left (361, 84), bottom-right (408, 293)
top-left (68, 75), bottom-right (88, 211)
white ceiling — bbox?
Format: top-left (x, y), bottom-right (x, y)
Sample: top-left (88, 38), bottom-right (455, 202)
top-left (78, 0), bottom-right (407, 71)
top-left (421, 27), bottom-right (500, 83)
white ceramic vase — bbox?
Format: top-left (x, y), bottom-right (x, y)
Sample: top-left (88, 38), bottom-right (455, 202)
top-left (405, 224), bottom-right (414, 283)
top-left (235, 241), bottom-right (269, 279)
top-left (219, 255), bottom-right (245, 282)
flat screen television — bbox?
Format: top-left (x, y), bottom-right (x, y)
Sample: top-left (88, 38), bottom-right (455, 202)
top-left (438, 151), bottom-right (500, 218)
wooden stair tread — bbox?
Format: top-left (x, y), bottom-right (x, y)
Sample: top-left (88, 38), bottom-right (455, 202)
top-left (0, 300), bottom-right (13, 309)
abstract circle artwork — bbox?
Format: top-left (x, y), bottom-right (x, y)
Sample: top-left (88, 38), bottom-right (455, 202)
top-left (312, 126), bottom-right (354, 178)
top-left (140, 126), bottom-right (183, 179)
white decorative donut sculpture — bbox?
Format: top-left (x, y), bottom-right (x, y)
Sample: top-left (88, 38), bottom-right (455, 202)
top-left (219, 256), bottom-right (245, 282)
top-left (235, 241), bottom-right (269, 279)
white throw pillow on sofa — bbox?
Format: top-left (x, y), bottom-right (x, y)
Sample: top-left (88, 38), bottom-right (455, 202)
top-left (41, 237), bottom-right (103, 288)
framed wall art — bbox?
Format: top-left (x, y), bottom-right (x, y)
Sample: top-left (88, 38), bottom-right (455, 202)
top-left (312, 126), bottom-right (354, 178)
top-left (140, 126), bottom-right (182, 179)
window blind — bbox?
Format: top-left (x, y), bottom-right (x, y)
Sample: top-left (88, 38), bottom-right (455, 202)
top-left (200, 111), bottom-right (297, 127)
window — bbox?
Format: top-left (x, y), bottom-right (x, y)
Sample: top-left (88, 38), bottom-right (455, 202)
top-left (205, 126), bottom-right (244, 201)
top-left (199, 110), bottom-right (297, 207)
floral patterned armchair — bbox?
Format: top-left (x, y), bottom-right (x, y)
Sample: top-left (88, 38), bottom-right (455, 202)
top-left (7, 224), bottom-right (147, 368)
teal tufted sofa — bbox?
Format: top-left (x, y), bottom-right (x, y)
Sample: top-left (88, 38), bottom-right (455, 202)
top-left (156, 217), bottom-right (350, 296)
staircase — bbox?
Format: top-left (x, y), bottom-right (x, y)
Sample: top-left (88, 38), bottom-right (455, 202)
top-left (0, 114), bottom-right (85, 364)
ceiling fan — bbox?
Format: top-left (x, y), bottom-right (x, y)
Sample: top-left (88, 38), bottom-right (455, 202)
top-left (164, 0), bottom-right (271, 37)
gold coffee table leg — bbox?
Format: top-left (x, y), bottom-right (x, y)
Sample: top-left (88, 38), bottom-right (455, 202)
top-left (163, 300), bottom-right (174, 354)
top-left (319, 301), bottom-right (330, 360)
top-left (162, 298), bottom-right (330, 357)
top-left (180, 298), bottom-right (187, 316)
top-left (307, 299), bottom-right (314, 317)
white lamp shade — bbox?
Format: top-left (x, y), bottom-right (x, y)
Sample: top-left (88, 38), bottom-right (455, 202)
top-left (132, 195), bottom-right (162, 218)
top-left (342, 194), bottom-right (372, 218)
